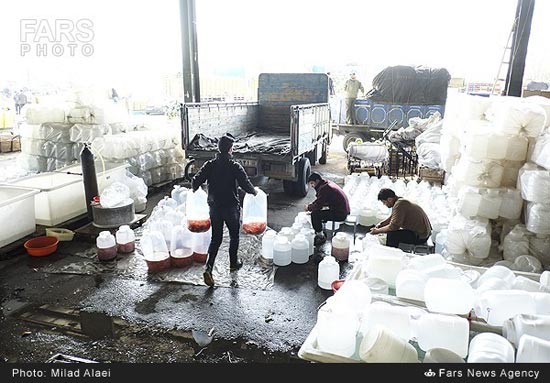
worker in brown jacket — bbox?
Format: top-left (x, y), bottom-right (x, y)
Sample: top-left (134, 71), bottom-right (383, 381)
top-left (370, 188), bottom-right (432, 248)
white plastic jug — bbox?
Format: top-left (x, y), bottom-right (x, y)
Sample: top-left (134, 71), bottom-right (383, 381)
top-left (272, 235), bottom-right (292, 267)
top-left (261, 230), bottom-right (277, 261)
top-left (365, 246), bottom-right (405, 288)
top-left (317, 256), bottom-right (339, 290)
top-left (186, 188), bottom-right (210, 233)
top-left (365, 277), bottom-right (389, 295)
top-left (360, 302), bottom-right (412, 341)
top-left (300, 228), bottom-right (315, 256)
top-left (512, 276), bottom-right (541, 292)
top-left (171, 185), bottom-right (188, 206)
top-left (316, 307), bottom-right (358, 358)
top-left (407, 253), bottom-right (446, 271)
top-left (278, 227), bottom-right (294, 243)
top-left (359, 325), bottom-right (418, 363)
top-left (503, 313), bottom-right (550, 346)
top-left (96, 231), bottom-right (117, 261)
top-left (467, 332), bottom-right (515, 363)
top-left (476, 265), bottom-right (516, 288)
top-left (242, 188), bottom-right (267, 234)
top-left (331, 232), bottom-right (350, 261)
top-left (291, 234), bottom-right (309, 264)
top-left (413, 313), bottom-right (470, 358)
top-left (115, 225), bottom-right (135, 253)
top-left (424, 278), bottom-right (475, 315)
top-left (330, 280), bottom-right (372, 314)
top-left (517, 334), bottom-right (550, 363)
top-left (435, 230), bottom-right (448, 255)
top-left (423, 348), bottom-right (465, 363)
top-left (474, 290), bottom-right (537, 326)
top-left (395, 269), bottom-right (428, 302)
top-left (541, 271), bottom-right (550, 291)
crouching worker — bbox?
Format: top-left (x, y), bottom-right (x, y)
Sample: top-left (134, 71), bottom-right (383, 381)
top-left (304, 172), bottom-right (350, 246)
top-left (370, 188), bottom-right (432, 248)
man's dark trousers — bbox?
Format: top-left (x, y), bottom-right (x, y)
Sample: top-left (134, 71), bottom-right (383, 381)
top-left (206, 205), bottom-right (241, 268)
top-left (311, 210), bottom-right (348, 233)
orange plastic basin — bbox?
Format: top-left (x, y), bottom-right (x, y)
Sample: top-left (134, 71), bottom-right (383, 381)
top-left (24, 236), bottom-right (59, 257)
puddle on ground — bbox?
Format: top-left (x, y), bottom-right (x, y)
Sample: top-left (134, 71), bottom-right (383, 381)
top-left (42, 227), bottom-right (275, 290)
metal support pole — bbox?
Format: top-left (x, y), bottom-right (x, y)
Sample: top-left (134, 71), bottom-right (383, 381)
top-left (179, 0), bottom-right (201, 103)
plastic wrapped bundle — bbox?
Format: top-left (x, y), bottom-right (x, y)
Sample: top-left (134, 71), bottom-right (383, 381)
top-left (505, 134), bottom-right (529, 161)
top-left (502, 225), bottom-right (531, 262)
top-left (69, 123), bottom-right (111, 143)
top-left (531, 134), bottom-right (550, 170)
top-left (445, 93), bottom-right (492, 121)
top-left (524, 95), bottom-right (550, 129)
top-left (501, 160), bottom-right (523, 187)
top-left (453, 157), bottom-right (504, 188)
top-left (519, 165), bottom-right (550, 203)
top-left (530, 234), bottom-right (550, 268)
top-left (526, 202), bottom-right (550, 235)
top-left (19, 123), bottom-right (72, 142)
top-left (462, 129), bottom-right (508, 160)
top-left (23, 104), bottom-right (67, 124)
top-left (499, 188), bottom-right (523, 220)
top-left (445, 216), bottom-right (491, 260)
top-left (439, 131), bottom-right (461, 172)
top-left (485, 97), bottom-right (546, 137)
top-left (513, 255), bottom-right (543, 273)
top-left (457, 186), bottom-right (482, 218)
top-left (417, 143), bottom-right (441, 169)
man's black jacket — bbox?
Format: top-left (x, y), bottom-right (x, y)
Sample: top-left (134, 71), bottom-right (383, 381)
top-left (191, 152), bottom-right (256, 208)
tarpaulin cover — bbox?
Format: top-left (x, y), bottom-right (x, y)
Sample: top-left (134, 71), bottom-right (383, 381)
top-left (366, 65), bottom-right (451, 105)
top-left (189, 133), bottom-right (291, 156)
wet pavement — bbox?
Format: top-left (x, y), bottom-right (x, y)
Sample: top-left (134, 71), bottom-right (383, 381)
top-left (0, 136), bottom-right (365, 363)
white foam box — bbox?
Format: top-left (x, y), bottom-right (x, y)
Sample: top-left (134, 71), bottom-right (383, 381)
top-left (9, 172), bottom-right (86, 226)
top-left (0, 186), bottom-right (39, 247)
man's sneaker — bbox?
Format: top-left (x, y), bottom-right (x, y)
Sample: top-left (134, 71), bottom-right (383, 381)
top-left (229, 259), bottom-right (243, 272)
top-left (203, 266), bottom-right (214, 287)
top-left (314, 234), bottom-right (327, 246)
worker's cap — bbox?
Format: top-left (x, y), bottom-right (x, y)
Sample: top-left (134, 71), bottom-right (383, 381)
top-left (218, 134), bottom-right (235, 153)
top-left (350, 72), bottom-right (356, 75)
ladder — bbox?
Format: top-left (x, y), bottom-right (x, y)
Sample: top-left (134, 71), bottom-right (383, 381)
top-left (491, 19), bottom-right (517, 95)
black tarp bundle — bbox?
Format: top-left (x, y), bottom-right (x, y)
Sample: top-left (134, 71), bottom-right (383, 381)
top-left (366, 65), bottom-right (451, 105)
top-left (188, 133), bottom-right (291, 156)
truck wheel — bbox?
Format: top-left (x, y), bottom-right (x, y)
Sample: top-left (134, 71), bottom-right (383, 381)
top-left (295, 157), bottom-right (311, 197)
top-left (319, 142), bottom-right (328, 165)
top-left (343, 133), bottom-right (366, 152)
top-left (283, 180), bottom-right (295, 195)
top-left (184, 159), bottom-right (196, 182)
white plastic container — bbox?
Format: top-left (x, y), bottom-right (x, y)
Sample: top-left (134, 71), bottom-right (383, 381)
top-left (291, 234), bottom-right (309, 264)
top-left (458, 187), bottom-right (482, 218)
top-left (272, 235), bottom-right (292, 267)
top-left (316, 307), bottom-right (358, 358)
top-left (330, 280), bottom-right (372, 313)
top-left (115, 225), bottom-right (135, 253)
top-left (424, 278), bottom-right (475, 315)
top-left (9, 172), bottom-right (86, 226)
top-left (467, 332), bottom-right (515, 363)
top-left (413, 313), bottom-right (469, 358)
top-left (477, 189), bottom-right (502, 220)
top-left (435, 230), bottom-right (447, 255)
top-left (0, 186), bottom-right (39, 248)
top-left (396, 269), bottom-right (428, 302)
top-left (278, 227), bottom-right (294, 243)
top-left (365, 246), bottom-right (406, 288)
top-left (517, 334), bottom-right (550, 363)
top-left (300, 228), bottom-right (315, 256)
top-left (502, 313), bottom-right (550, 346)
top-left (475, 290), bottom-right (537, 326)
top-left (96, 231), bottom-right (117, 261)
top-left (359, 326), bottom-right (418, 363)
top-left (526, 202), bottom-right (550, 235)
top-left (512, 276), bottom-right (541, 292)
top-left (423, 348), bottom-right (465, 363)
top-left (140, 230), bottom-right (171, 272)
top-left (519, 165), bottom-right (550, 203)
top-left (360, 302), bottom-right (412, 341)
top-left (261, 230), bottom-right (277, 261)
top-left (475, 265), bottom-right (516, 288)
top-left (365, 277), bottom-right (389, 295)
top-left (407, 253), bottom-right (446, 271)
top-left (331, 232), bottom-right (350, 261)
top-left (317, 256), bottom-right (339, 290)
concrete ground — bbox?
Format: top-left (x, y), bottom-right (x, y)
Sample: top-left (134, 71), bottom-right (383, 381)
top-left (0, 136), bottom-right (370, 364)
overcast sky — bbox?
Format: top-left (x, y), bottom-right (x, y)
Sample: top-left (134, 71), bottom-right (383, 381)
top-left (0, 0), bottom-right (548, 98)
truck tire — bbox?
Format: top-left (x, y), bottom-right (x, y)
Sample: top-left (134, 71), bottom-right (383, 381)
top-left (295, 157), bottom-right (311, 197)
top-left (319, 142), bottom-right (328, 165)
top-left (184, 159), bottom-right (196, 182)
top-left (283, 180), bottom-right (295, 195)
top-left (343, 133), bottom-right (366, 152)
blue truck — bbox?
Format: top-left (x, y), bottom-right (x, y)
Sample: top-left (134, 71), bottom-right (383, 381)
top-left (332, 65), bottom-right (450, 150)
top-left (181, 73), bottom-right (332, 197)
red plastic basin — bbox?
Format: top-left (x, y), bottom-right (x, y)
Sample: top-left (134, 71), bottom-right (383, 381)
top-left (24, 236), bottom-right (59, 257)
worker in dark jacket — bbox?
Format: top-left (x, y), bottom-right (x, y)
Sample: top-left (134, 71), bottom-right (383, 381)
top-left (304, 172), bottom-right (350, 246)
top-left (370, 188), bottom-right (432, 248)
top-left (192, 134), bottom-right (257, 287)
